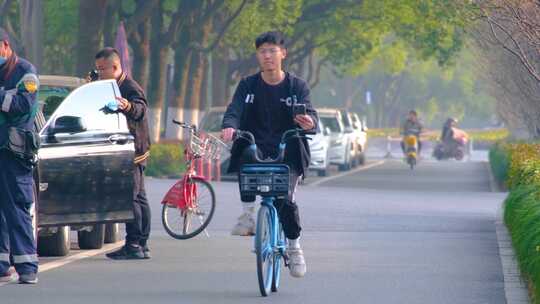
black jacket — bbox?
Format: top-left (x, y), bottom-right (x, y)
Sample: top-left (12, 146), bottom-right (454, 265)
top-left (117, 73), bottom-right (151, 164)
top-left (0, 54), bottom-right (38, 148)
top-left (222, 72), bottom-right (318, 175)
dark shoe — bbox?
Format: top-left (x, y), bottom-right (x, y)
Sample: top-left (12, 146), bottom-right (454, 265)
top-left (18, 272), bottom-right (38, 284)
top-left (106, 245), bottom-right (145, 260)
top-left (142, 245), bottom-right (151, 259)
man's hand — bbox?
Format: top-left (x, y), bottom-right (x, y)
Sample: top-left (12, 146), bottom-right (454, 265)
top-left (294, 114), bottom-right (314, 130)
top-left (116, 97), bottom-right (130, 110)
top-left (221, 127), bottom-right (235, 142)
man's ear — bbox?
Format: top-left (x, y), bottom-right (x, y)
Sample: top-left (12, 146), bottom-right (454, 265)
top-left (281, 47), bottom-right (287, 60)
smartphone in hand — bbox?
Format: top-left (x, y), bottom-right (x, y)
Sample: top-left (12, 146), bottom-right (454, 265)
top-left (293, 104), bottom-right (306, 116)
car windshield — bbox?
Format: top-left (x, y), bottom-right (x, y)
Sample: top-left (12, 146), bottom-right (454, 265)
top-left (38, 85), bottom-right (74, 121)
top-left (320, 116), bottom-right (341, 133)
top-left (200, 111), bottom-right (225, 133)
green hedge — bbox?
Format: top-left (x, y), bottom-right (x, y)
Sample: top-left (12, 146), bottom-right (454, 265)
top-left (504, 185), bottom-right (540, 303)
top-left (489, 143), bottom-right (509, 187)
top-left (145, 142), bottom-right (185, 178)
top-left (491, 142), bottom-right (540, 303)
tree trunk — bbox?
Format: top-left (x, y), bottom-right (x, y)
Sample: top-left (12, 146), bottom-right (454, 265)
top-left (200, 53), bottom-right (209, 112)
top-left (185, 51), bottom-right (201, 127)
top-left (19, 0), bottom-right (43, 69)
top-left (147, 3), bottom-right (167, 143)
top-left (186, 21), bottom-right (212, 127)
top-left (211, 49), bottom-right (230, 106)
top-left (147, 44), bottom-right (168, 143)
top-left (103, 2), bottom-right (119, 47)
top-left (130, 19), bottom-right (151, 91)
top-left (76, 0), bottom-right (108, 76)
top-left (166, 33), bottom-right (192, 139)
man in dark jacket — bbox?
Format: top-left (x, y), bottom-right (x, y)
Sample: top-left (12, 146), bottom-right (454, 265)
top-left (0, 28), bottom-right (39, 284)
top-left (400, 110), bottom-right (423, 156)
top-left (221, 31), bottom-right (318, 278)
top-left (93, 47), bottom-right (152, 260)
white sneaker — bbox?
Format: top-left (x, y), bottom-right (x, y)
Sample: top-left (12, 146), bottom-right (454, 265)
top-left (286, 247), bottom-right (306, 278)
top-left (231, 212), bottom-right (255, 236)
top-left (0, 272), bottom-right (13, 283)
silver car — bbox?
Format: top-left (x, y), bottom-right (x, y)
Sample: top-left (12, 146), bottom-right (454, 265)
top-left (351, 112), bottom-right (368, 165)
top-left (318, 108), bottom-right (354, 171)
top-left (308, 118), bottom-right (331, 176)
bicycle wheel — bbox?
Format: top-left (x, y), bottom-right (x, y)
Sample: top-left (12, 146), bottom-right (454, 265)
top-left (162, 177), bottom-right (216, 240)
top-left (255, 205), bottom-right (273, 297)
top-left (271, 222), bottom-right (285, 292)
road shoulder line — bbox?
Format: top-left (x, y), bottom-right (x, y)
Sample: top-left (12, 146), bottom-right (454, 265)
top-left (307, 160), bottom-right (385, 187)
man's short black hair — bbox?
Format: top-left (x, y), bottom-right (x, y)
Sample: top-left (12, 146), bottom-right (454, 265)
top-left (255, 31), bottom-right (285, 49)
top-left (409, 110), bottom-right (417, 116)
top-left (95, 47), bottom-right (120, 61)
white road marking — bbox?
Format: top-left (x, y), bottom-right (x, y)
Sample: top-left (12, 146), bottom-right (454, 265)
top-left (0, 241), bottom-right (123, 287)
top-left (308, 160), bottom-right (386, 187)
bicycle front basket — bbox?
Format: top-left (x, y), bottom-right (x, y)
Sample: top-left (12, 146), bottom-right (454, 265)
top-left (189, 132), bottom-right (227, 160)
top-left (239, 164), bottom-right (290, 197)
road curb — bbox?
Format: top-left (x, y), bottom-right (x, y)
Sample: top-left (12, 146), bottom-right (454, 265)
top-left (495, 207), bottom-right (530, 304)
top-left (489, 163), bottom-right (531, 303)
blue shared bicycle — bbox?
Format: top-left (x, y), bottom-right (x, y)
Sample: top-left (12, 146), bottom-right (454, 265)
top-left (234, 128), bottom-right (307, 297)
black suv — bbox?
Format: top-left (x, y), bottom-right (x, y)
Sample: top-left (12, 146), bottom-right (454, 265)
top-left (33, 76), bottom-right (135, 256)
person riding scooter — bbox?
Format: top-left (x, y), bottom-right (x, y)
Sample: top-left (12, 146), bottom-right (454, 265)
top-left (400, 110), bottom-right (423, 157)
top-left (434, 118), bottom-right (468, 160)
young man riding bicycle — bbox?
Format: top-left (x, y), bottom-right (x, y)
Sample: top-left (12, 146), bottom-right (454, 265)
top-left (221, 31), bottom-right (318, 278)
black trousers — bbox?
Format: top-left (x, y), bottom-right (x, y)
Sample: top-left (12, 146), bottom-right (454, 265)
top-left (125, 163), bottom-right (151, 247)
top-left (241, 172), bottom-right (302, 240)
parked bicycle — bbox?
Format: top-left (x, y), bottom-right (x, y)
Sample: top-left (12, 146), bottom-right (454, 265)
top-left (233, 128), bottom-right (308, 296)
top-left (160, 120), bottom-right (226, 240)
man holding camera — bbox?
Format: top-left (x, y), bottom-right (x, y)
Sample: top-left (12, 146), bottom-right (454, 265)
top-left (0, 28), bottom-right (39, 284)
top-left (221, 31), bottom-right (318, 278)
top-left (92, 47), bottom-right (152, 260)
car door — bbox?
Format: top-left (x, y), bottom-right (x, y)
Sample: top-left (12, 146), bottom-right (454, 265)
top-left (37, 80), bottom-right (135, 227)
top-left (320, 115), bottom-right (345, 163)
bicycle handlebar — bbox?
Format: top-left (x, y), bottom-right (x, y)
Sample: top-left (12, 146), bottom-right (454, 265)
top-left (172, 119), bottom-right (197, 131)
top-left (233, 128), bottom-right (307, 163)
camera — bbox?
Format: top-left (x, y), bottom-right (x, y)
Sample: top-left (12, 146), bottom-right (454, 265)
top-left (293, 104), bottom-right (306, 116)
top-left (88, 70), bottom-right (99, 81)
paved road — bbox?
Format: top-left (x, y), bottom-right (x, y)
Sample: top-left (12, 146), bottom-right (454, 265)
top-left (2, 159), bottom-right (507, 304)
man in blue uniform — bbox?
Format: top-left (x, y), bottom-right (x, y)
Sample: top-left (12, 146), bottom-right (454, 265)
top-left (0, 28), bottom-right (40, 284)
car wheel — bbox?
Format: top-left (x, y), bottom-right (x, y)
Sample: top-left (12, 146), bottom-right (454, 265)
top-left (338, 162), bottom-right (350, 171)
top-left (104, 223), bottom-right (121, 243)
top-left (339, 146), bottom-right (351, 171)
top-left (78, 224), bottom-right (105, 249)
top-left (38, 226), bottom-right (70, 256)
top-left (317, 169), bottom-right (328, 177)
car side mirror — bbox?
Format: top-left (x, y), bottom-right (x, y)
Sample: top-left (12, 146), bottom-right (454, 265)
top-left (49, 115), bottom-right (87, 135)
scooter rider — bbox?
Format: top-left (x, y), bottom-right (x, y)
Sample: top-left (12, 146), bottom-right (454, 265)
top-left (400, 110), bottom-right (423, 156)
